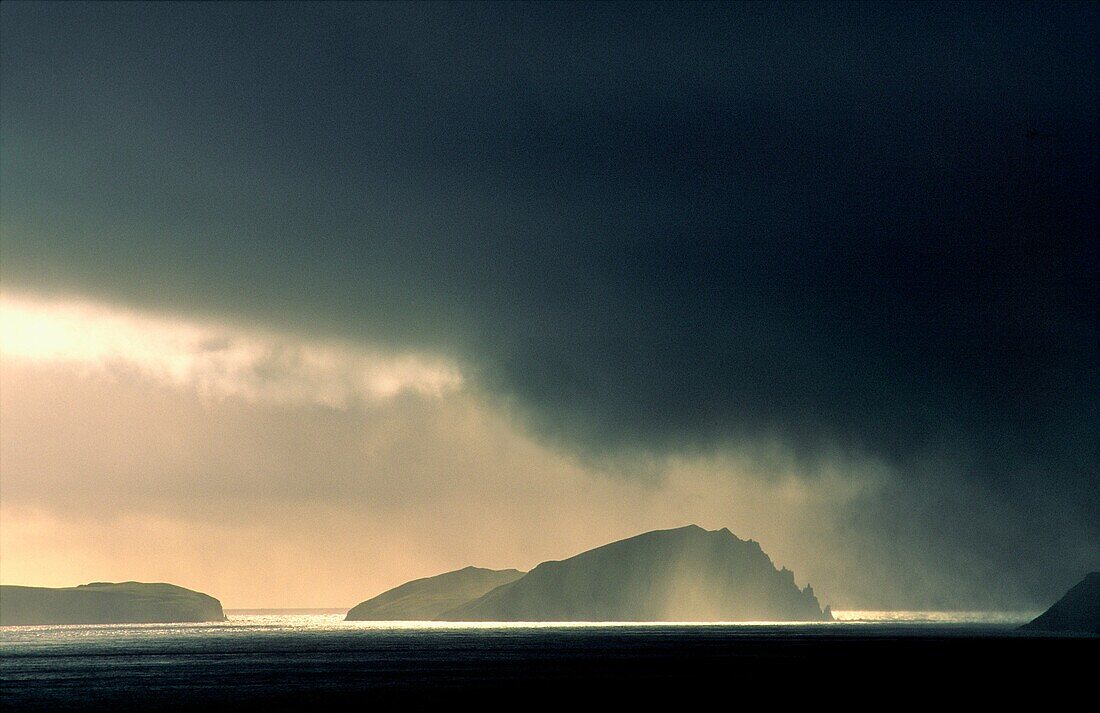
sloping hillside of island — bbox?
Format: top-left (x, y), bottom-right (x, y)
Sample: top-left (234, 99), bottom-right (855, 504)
top-left (346, 566), bottom-right (525, 621)
top-left (346, 526), bottom-right (830, 622)
top-left (0, 582), bottom-right (225, 625)
top-left (444, 525), bottom-right (829, 621)
top-left (1021, 572), bottom-right (1099, 635)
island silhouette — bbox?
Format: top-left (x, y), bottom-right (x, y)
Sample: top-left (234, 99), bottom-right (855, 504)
top-left (1021, 572), bottom-right (1099, 635)
top-left (347, 525), bottom-right (830, 622)
top-left (0, 582), bottom-right (225, 625)
top-left (345, 566), bottom-right (525, 621)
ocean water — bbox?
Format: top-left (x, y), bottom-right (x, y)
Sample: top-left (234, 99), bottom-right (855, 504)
top-left (0, 611), bottom-right (1087, 710)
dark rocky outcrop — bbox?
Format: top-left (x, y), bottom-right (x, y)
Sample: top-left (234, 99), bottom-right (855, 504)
top-left (1021, 572), bottom-right (1099, 635)
top-left (0, 581), bottom-right (225, 625)
top-left (345, 566), bottom-right (525, 621)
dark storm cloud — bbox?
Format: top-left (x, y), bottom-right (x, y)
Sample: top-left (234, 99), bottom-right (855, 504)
top-left (2, 1), bottom-right (1098, 603)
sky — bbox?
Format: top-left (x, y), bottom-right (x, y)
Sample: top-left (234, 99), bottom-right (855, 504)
top-left (1, 1), bottom-right (1097, 609)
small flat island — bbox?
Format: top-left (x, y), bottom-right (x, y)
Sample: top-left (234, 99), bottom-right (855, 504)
top-left (346, 566), bottom-right (525, 621)
top-left (0, 582), bottom-right (225, 625)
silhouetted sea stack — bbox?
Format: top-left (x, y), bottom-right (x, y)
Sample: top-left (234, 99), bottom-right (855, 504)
top-left (0, 582), bottom-right (226, 625)
top-left (1021, 572), bottom-right (1100, 635)
top-left (346, 566), bottom-right (525, 621)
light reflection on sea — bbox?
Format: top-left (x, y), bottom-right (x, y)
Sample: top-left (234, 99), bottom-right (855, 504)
top-left (0, 609), bottom-right (1038, 649)
top-left (830, 610), bottom-right (1037, 624)
top-left (0, 610), bottom-right (1078, 711)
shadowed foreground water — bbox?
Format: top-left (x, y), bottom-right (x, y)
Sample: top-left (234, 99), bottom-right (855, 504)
top-left (1, 613), bottom-right (1093, 710)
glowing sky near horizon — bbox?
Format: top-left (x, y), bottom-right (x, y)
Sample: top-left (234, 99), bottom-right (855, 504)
top-left (0, 292), bottom-right (880, 608)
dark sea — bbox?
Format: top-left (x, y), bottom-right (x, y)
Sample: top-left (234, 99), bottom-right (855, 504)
top-left (1, 611), bottom-right (1092, 711)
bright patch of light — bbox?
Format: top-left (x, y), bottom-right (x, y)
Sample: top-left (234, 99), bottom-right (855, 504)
top-left (0, 292), bottom-right (462, 407)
